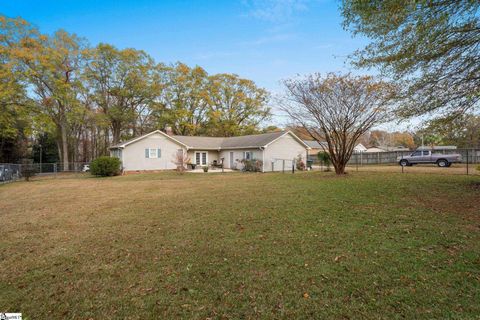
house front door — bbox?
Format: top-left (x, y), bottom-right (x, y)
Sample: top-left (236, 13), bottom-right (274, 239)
top-left (229, 152), bottom-right (234, 168)
top-left (195, 151), bottom-right (208, 166)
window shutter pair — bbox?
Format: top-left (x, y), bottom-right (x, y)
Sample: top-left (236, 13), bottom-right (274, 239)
top-left (145, 148), bottom-right (161, 158)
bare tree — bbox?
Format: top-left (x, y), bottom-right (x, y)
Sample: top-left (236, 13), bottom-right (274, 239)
top-left (281, 73), bottom-right (395, 174)
top-left (172, 149), bottom-right (191, 173)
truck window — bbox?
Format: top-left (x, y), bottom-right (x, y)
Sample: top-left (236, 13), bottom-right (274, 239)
top-left (422, 151), bottom-right (430, 156)
top-left (412, 151), bottom-right (422, 156)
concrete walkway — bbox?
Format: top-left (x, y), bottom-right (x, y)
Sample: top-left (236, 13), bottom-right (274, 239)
top-left (187, 168), bottom-right (235, 173)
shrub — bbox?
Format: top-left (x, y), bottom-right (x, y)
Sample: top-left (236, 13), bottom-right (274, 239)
top-left (203, 166), bottom-right (209, 172)
top-left (20, 159), bottom-right (36, 181)
top-left (477, 165), bottom-right (480, 172)
top-left (241, 159), bottom-right (263, 172)
top-left (90, 156), bottom-right (121, 177)
top-left (317, 152), bottom-right (331, 171)
top-left (296, 154), bottom-right (306, 171)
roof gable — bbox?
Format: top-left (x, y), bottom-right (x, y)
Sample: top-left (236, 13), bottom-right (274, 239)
top-left (110, 130), bottom-right (188, 149)
top-left (111, 130), bottom-right (309, 150)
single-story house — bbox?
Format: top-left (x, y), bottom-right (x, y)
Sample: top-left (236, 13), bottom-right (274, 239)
top-left (110, 130), bottom-right (309, 172)
top-left (304, 140), bottom-right (328, 160)
top-left (353, 143), bottom-right (367, 153)
top-left (304, 140), bottom-right (368, 160)
top-left (365, 147), bottom-right (387, 153)
top-left (418, 145), bottom-right (457, 151)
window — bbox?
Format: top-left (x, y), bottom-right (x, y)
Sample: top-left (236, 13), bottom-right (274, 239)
top-left (149, 149), bottom-right (157, 158)
top-left (422, 151), bottom-right (430, 156)
top-left (195, 151), bottom-right (208, 165)
top-left (244, 151), bottom-right (253, 160)
top-left (111, 149), bottom-right (121, 158)
top-left (145, 148), bottom-right (161, 159)
top-left (412, 151), bottom-right (422, 157)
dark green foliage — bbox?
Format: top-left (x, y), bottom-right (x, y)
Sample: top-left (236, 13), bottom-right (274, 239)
top-left (342, 1), bottom-right (480, 117)
top-left (90, 156), bottom-right (121, 177)
top-left (32, 132), bottom-right (60, 163)
top-left (20, 159), bottom-right (36, 181)
top-left (317, 152), bottom-right (331, 171)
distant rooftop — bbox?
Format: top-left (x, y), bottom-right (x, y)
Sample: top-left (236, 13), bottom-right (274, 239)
top-left (417, 146), bottom-right (457, 150)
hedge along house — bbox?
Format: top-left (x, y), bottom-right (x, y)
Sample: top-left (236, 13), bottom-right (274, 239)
top-left (109, 130), bottom-right (309, 173)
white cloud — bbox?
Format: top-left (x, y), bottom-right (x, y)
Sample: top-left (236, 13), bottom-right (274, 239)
top-left (242, 0), bottom-right (312, 22)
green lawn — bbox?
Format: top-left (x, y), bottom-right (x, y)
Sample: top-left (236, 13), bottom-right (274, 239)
top-left (1, 171), bottom-right (479, 319)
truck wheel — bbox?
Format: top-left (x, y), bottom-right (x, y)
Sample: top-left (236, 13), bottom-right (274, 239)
top-left (437, 159), bottom-right (449, 167)
top-left (399, 159), bottom-right (409, 167)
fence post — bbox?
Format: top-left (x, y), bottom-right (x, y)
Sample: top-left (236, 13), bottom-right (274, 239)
top-left (466, 149), bottom-right (469, 175)
top-left (282, 160), bottom-right (285, 173)
top-left (54, 163), bottom-right (57, 178)
top-left (292, 159), bottom-right (295, 174)
top-left (271, 161), bottom-right (274, 172)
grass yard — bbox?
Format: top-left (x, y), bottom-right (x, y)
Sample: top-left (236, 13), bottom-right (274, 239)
top-left (1, 171), bottom-right (479, 319)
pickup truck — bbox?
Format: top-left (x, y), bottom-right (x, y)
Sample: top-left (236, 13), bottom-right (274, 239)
top-left (397, 150), bottom-right (462, 167)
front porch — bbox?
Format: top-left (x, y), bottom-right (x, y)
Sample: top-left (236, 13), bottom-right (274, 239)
top-left (187, 167), bottom-right (235, 173)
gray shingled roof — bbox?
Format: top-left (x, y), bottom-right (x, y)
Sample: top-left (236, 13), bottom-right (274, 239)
top-left (303, 140), bottom-right (328, 149)
top-left (172, 131), bottom-right (287, 149)
top-left (170, 135), bottom-right (224, 149)
top-left (111, 130), bottom-right (308, 150)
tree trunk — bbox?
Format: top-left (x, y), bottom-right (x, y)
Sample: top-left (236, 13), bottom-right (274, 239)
top-left (61, 124), bottom-right (69, 171)
top-left (333, 160), bottom-right (347, 175)
top-left (112, 123), bottom-right (121, 145)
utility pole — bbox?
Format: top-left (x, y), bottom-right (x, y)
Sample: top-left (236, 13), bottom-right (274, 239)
top-left (39, 144), bottom-right (42, 174)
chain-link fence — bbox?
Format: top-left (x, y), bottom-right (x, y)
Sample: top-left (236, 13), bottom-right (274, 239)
top-left (306, 148), bottom-right (480, 176)
top-left (0, 162), bottom-right (92, 184)
top-left (268, 159), bottom-right (296, 172)
top-left (348, 148), bottom-right (480, 166)
top-left (0, 163), bottom-right (22, 184)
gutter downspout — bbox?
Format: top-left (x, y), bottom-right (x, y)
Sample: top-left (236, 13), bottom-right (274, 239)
top-left (260, 146), bottom-right (265, 172)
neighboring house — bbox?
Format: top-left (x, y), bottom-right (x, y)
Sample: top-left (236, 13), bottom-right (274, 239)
top-left (304, 140), bottom-right (328, 160)
top-left (365, 146), bottom-right (412, 153)
top-left (417, 145), bottom-right (457, 151)
top-left (353, 143), bottom-right (367, 153)
top-left (304, 141), bottom-right (368, 160)
top-left (110, 130), bottom-right (309, 172)
top-left (365, 147), bottom-right (387, 153)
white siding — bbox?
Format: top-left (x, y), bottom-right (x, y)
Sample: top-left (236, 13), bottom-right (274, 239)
top-left (221, 148), bottom-right (262, 170)
top-left (121, 132), bottom-right (186, 171)
top-left (186, 150), bottom-right (219, 166)
top-left (264, 133), bottom-right (308, 172)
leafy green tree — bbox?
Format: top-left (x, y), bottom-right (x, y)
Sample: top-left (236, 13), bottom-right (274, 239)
top-left (0, 17), bottom-right (32, 161)
top-left (416, 114), bottom-right (480, 148)
top-left (1, 16), bottom-right (89, 170)
top-left (154, 63), bottom-right (210, 136)
top-left (85, 44), bottom-right (160, 144)
top-left (206, 73), bottom-right (270, 137)
top-left (342, 1), bottom-right (480, 117)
